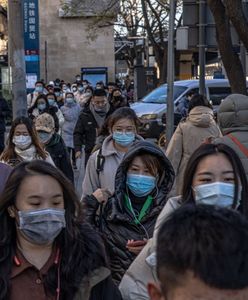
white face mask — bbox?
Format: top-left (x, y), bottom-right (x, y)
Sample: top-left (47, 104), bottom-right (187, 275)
top-left (13, 135), bottom-right (32, 150)
top-left (193, 182), bottom-right (241, 209)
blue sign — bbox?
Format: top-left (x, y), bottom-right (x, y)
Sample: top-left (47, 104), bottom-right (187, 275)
top-left (23, 0), bottom-right (40, 87)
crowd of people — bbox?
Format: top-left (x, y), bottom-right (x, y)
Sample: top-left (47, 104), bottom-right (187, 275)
top-left (0, 75), bottom-right (248, 299)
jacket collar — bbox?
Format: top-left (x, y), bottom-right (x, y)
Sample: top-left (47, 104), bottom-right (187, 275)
top-left (11, 246), bottom-right (58, 279)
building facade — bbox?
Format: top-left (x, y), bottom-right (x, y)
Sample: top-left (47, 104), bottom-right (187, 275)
top-left (39, 0), bottom-right (117, 83)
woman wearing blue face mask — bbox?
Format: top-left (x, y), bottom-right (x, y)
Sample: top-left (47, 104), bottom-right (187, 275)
top-left (28, 94), bottom-right (60, 132)
top-left (82, 107), bottom-right (143, 200)
top-left (118, 142), bottom-right (248, 300)
top-left (83, 140), bottom-right (175, 284)
top-left (60, 92), bottom-right (81, 169)
top-left (46, 92), bottom-right (65, 133)
top-left (0, 116), bottom-right (54, 167)
top-left (0, 160), bottom-right (122, 300)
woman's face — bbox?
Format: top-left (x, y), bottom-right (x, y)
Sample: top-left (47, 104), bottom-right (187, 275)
top-left (15, 175), bottom-right (64, 212)
top-left (128, 156), bottom-right (154, 177)
top-left (14, 124), bottom-right (29, 137)
top-left (111, 118), bottom-right (136, 134)
top-left (37, 99), bottom-right (46, 106)
top-left (47, 95), bottom-right (55, 101)
top-left (192, 153), bottom-right (235, 188)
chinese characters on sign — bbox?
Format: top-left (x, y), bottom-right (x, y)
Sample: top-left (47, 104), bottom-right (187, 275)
top-left (23, 0), bottom-right (40, 88)
top-left (24, 2), bottom-right (38, 43)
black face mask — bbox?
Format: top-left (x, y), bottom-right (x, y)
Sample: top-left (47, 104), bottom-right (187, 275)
top-left (113, 96), bottom-right (123, 103)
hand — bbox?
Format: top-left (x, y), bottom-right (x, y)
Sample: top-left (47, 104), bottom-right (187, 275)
top-left (126, 239), bottom-right (148, 255)
top-left (92, 188), bottom-right (111, 204)
top-left (75, 151), bottom-right (81, 159)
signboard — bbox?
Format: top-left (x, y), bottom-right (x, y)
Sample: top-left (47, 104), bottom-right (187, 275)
top-left (182, 0), bottom-right (239, 49)
top-left (26, 73), bottom-right (38, 89)
top-left (23, 0), bottom-right (40, 88)
top-left (81, 67), bottom-right (108, 87)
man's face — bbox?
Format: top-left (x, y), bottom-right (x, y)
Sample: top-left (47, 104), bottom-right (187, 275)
top-left (91, 96), bottom-right (107, 110)
top-left (148, 271), bottom-right (248, 300)
top-left (108, 85), bottom-right (115, 93)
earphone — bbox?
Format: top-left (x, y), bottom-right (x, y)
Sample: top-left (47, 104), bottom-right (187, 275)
top-left (54, 248), bottom-right (61, 300)
top-left (126, 194), bottom-right (150, 240)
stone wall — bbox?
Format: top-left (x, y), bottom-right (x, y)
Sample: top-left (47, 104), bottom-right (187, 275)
top-left (39, 0), bottom-right (115, 83)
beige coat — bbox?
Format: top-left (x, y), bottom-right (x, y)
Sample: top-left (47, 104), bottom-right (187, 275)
top-left (166, 106), bottom-right (221, 196)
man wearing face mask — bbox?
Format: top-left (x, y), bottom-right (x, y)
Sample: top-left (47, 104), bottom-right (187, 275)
top-left (111, 88), bottom-right (129, 110)
top-left (74, 89), bottom-right (114, 166)
top-left (74, 83), bottom-right (86, 106)
top-left (74, 74), bottom-right (82, 84)
top-left (35, 113), bottom-right (74, 183)
top-left (27, 81), bottom-right (45, 109)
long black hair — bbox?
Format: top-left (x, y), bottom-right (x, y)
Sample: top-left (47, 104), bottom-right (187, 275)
top-left (0, 160), bottom-right (107, 299)
top-left (181, 143), bottom-right (248, 216)
top-left (0, 116), bottom-right (47, 163)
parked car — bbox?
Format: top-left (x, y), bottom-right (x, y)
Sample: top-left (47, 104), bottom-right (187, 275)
top-left (131, 79), bottom-right (232, 139)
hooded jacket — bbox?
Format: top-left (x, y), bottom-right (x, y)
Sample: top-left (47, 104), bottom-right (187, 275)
top-left (83, 141), bottom-right (175, 284)
top-left (119, 196), bottom-right (181, 300)
top-left (215, 94), bottom-right (248, 180)
top-left (82, 134), bottom-right (143, 198)
top-left (166, 106), bottom-right (222, 195)
top-left (61, 102), bottom-right (81, 149)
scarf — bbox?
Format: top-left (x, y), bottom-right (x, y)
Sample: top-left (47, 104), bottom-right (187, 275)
top-left (15, 145), bottom-right (38, 161)
top-left (89, 102), bottom-right (110, 128)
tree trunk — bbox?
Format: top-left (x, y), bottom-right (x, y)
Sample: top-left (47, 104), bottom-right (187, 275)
top-left (207, 0), bottom-right (247, 95)
top-left (224, 0), bottom-right (248, 52)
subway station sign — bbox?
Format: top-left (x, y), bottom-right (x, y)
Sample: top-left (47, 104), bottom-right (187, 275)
top-left (23, 0), bottom-right (40, 88)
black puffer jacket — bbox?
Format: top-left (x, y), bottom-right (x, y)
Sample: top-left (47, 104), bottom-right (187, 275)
top-left (84, 141), bottom-right (175, 284)
top-left (45, 133), bottom-right (74, 183)
top-left (73, 106), bottom-right (114, 154)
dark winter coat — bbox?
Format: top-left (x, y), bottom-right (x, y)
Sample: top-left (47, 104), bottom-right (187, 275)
top-left (215, 94), bottom-right (248, 180)
top-left (0, 162), bottom-right (12, 195)
top-left (45, 133), bottom-right (74, 183)
top-left (0, 97), bottom-right (11, 133)
top-left (73, 105), bottom-right (114, 154)
top-left (83, 141), bottom-right (175, 284)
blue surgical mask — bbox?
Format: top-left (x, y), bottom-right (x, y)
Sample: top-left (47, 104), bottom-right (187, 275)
top-left (38, 131), bottom-right (53, 144)
top-left (35, 86), bottom-right (43, 93)
top-left (194, 182), bottom-right (240, 208)
top-left (66, 98), bottom-right (74, 105)
top-left (113, 131), bottom-right (135, 147)
top-left (78, 87), bottom-right (84, 92)
top-left (18, 208), bottom-right (66, 245)
top-left (48, 98), bottom-right (55, 106)
top-left (13, 135), bottom-right (32, 150)
top-left (55, 92), bottom-right (60, 97)
top-left (37, 103), bottom-right (46, 111)
top-left (126, 174), bottom-right (156, 197)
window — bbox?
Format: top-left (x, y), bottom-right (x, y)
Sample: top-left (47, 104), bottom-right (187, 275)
top-left (142, 85), bottom-right (187, 104)
top-left (209, 87), bottom-right (231, 106)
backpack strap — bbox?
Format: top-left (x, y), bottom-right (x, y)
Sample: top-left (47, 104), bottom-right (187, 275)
top-left (96, 147), bottom-right (105, 175)
top-left (227, 134), bottom-right (248, 157)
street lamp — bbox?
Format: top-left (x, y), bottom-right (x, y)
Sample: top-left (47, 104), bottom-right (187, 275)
top-left (166, 0), bottom-right (175, 144)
